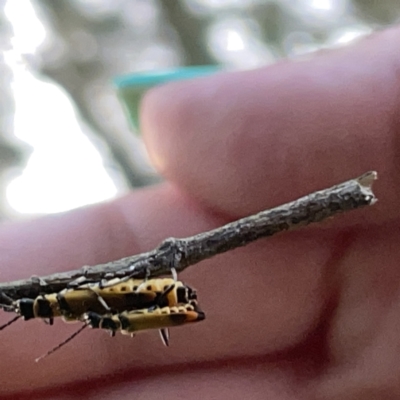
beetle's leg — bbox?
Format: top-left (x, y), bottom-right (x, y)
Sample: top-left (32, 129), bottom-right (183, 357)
top-left (159, 328), bottom-right (170, 346)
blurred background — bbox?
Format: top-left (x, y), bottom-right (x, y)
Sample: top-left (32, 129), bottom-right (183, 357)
top-left (0, 0), bottom-right (398, 219)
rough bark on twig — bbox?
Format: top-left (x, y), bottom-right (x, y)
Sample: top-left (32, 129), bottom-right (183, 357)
top-left (0, 171), bottom-right (377, 300)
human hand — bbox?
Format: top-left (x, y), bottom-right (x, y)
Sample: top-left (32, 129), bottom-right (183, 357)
top-left (1, 27), bottom-right (400, 399)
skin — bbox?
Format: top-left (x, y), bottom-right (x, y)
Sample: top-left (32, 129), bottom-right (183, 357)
top-left (0, 26), bottom-right (400, 399)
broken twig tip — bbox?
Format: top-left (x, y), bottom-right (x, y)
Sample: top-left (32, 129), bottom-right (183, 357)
top-left (356, 171), bottom-right (378, 205)
top-left (357, 170), bottom-right (377, 188)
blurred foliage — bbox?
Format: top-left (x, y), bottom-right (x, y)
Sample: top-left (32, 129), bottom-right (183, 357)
top-left (0, 0), bottom-right (399, 217)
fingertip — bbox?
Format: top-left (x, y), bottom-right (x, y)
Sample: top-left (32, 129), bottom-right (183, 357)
top-left (140, 27), bottom-right (400, 222)
top-left (140, 76), bottom-right (218, 176)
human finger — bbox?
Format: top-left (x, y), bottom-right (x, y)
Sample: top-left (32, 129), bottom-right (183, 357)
top-left (141, 27), bottom-right (400, 222)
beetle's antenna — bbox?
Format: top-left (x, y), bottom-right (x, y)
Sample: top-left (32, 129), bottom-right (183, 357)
top-left (0, 315), bottom-right (20, 331)
top-left (35, 324), bottom-right (87, 362)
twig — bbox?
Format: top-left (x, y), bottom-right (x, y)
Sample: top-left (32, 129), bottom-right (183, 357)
top-left (0, 171), bottom-right (377, 300)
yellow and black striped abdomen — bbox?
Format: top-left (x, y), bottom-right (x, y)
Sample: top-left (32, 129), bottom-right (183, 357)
top-left (13, 278), bottom-right (198, 322)
top-left (84, 302), bottom-right (205, 335)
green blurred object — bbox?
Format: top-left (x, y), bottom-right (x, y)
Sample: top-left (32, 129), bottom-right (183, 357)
top-left (114, 66), bottom-right (220, 133)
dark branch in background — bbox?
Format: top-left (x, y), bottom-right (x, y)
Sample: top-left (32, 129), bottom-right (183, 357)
top-left (160, 1), bottom-right (215, 66)
top-left (0, 171), bottom-right (377, 301)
